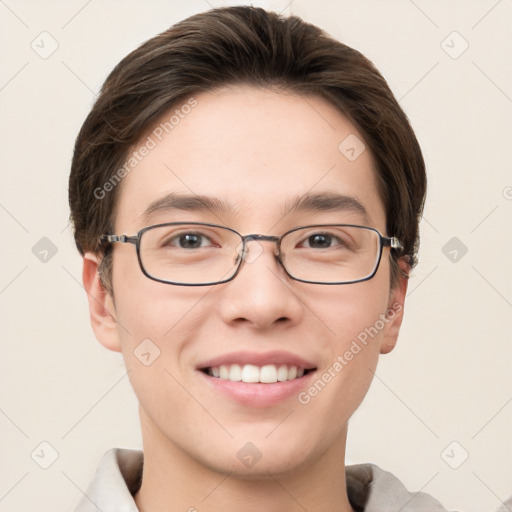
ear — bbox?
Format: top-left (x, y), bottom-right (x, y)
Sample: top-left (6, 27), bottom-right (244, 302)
top-left (380, 257), bottom-right (410, 355)
top-left (82, 252), bottom-right (122, 352)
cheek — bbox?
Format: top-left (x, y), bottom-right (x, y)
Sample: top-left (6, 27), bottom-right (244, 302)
top-left (111, 278), bottom-right (209, 429)
top-left (111, 248), bottom-right (197, 337)
top-left (308, 269), bottom-right (391, 351)
top-left (300, 276), bottom-right (391, 408)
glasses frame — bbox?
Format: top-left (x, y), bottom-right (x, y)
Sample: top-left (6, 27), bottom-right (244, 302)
top-left (100, 222), bottom-right (402, 286)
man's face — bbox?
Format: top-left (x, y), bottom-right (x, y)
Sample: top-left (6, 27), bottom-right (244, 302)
top-left (85, 85), bottom-right (406, 477)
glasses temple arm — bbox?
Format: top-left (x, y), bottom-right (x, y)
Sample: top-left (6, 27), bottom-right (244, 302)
top-left (100, 234), bottom-right (138, 244)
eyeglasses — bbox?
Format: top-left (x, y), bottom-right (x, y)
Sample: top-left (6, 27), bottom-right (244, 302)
top-left (100, 222), bottom-right (402, 286)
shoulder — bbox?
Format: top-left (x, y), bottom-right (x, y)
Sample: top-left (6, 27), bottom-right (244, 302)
top-left (346, 463), bottom-right (449, 512)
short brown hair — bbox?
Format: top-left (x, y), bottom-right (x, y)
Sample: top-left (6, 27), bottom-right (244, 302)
top-left (69, 6), bottom-right (426, 293)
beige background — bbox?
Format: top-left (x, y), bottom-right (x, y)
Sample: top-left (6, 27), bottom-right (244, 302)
top-left (1, 1), bottom-right (511, 511)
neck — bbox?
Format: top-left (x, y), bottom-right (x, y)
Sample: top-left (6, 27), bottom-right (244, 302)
top-left (134, 410), bottom-right (354, 512)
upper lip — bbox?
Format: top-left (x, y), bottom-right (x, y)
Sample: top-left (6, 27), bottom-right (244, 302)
top-left (196, 350), bottom-right (317, 370)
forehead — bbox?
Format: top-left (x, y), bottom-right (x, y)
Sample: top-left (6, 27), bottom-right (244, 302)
top-left (115, 85), bottom-right (386, 232)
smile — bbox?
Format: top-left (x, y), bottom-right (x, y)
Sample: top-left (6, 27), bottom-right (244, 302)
top-left (202, 364), bottom-right (315, 383)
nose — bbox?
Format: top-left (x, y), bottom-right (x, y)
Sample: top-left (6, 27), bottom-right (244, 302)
top-left (217, 238), bottom-right (303, 330)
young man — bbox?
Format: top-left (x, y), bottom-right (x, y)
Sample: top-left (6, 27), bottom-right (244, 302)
top-left (69, 6), bottom-right (449, 511)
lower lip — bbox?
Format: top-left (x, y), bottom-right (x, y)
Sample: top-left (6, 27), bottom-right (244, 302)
top-left (197, 370), bottom-right (316, 407)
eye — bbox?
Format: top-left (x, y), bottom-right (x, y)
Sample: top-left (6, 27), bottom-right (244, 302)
top-left (299, 232), bottom-right (347, 249)
top-left (166, 232), bottom-right (214, 249)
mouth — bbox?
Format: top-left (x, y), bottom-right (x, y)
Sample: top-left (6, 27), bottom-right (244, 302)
top-left (196, 351), bottom-right (318, 406)
top-left (200, 364), bottom-right (316, 383)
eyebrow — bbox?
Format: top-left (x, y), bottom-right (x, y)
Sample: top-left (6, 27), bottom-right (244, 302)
top-left (141, 191), bottom-right (369, 223)
top-left (283, 192), bottom-right (369, 221)
top-left (142, 193), bottom-right (235, 221)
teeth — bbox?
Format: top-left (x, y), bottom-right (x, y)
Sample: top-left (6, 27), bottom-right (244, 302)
top-left (219, 365), bottom-right (229, 379)
top-left (242, 364), bottom-right (260, 383)
top-left (208, 364), bottom-right (310, 383)
top-left (260, 365), bottom-right (277, 383)
top-left (277, 365), bottom-right (288, 381)
top-left (228, 364), bottom-right (242, 381)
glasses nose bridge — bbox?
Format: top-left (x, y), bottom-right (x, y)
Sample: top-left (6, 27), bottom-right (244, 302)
top-left (240, 233), bottom-right (282, 259)
top-left (242, 233), bottom-right (282, 265)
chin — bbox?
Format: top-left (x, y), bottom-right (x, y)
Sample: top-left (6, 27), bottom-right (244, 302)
top-left (196, 436), bottom-right (317, 480)
top-left (212, 454), bottom-right (311, 481)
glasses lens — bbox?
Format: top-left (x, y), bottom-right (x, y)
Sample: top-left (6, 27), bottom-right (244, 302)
top-left (280, 225), bottom-right (381, 283)
top-left (139, 224), bottom-right (242, 284)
